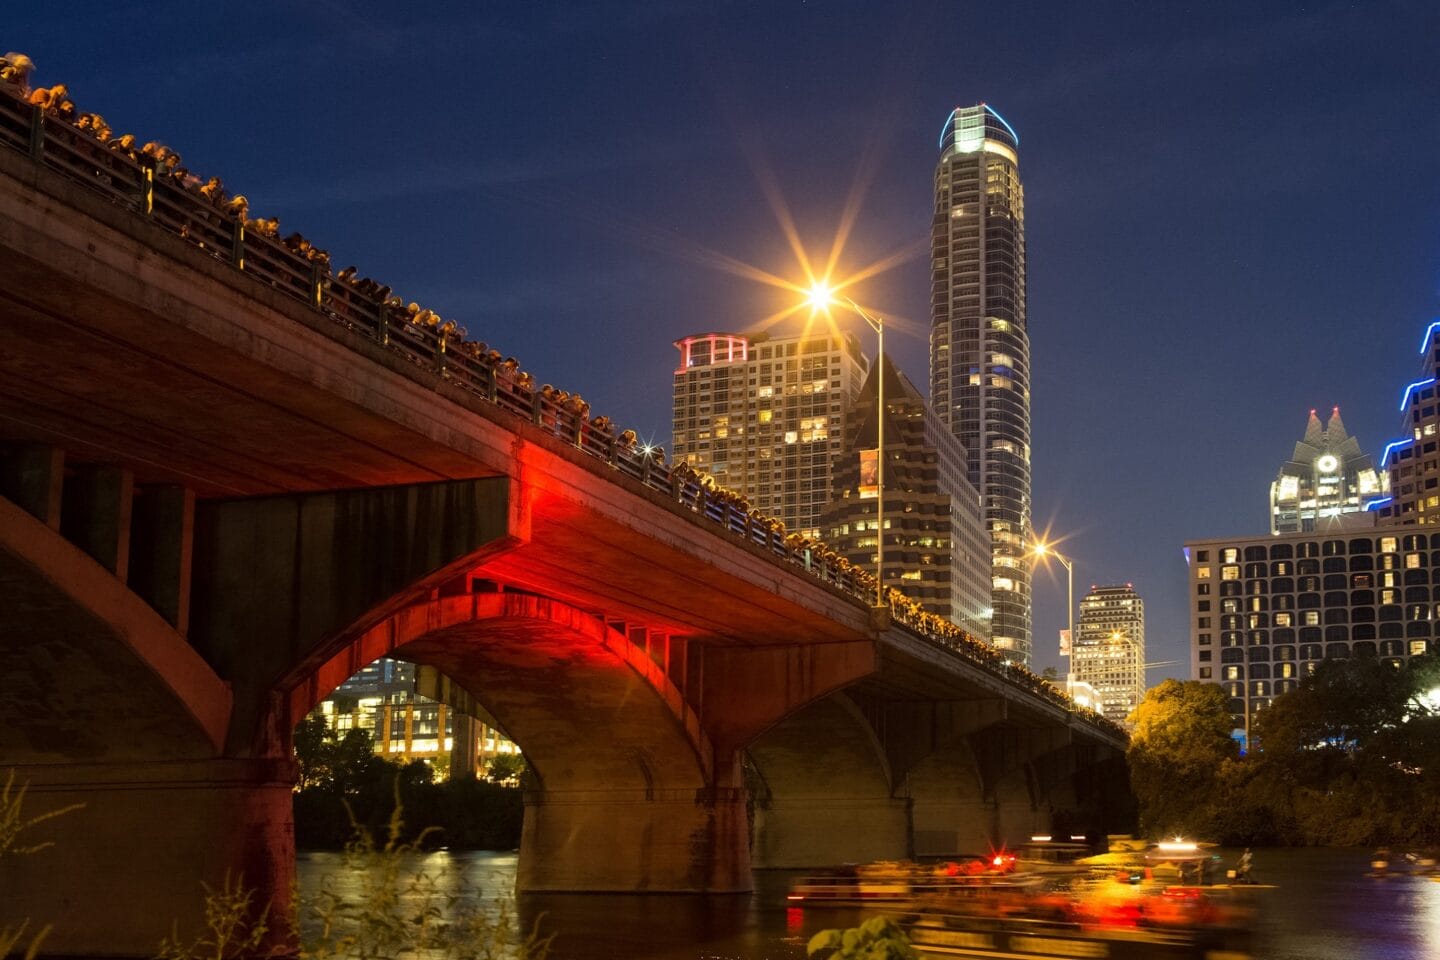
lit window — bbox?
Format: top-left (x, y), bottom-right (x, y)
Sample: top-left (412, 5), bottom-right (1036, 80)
top-left (1407, 553), bottom-right (1422, 569)
top-left (758, 410), bottom-right (773, 423)
top-left (1221, 566), bottom-right (1240, 581)
top-left (1222, 549), bottom-right (1239, 563)
top-left (1411, 640), bottom-right (1428, 656)
top-left (1304, 611), bottom-right (1320, 626)
top-left (1197, 567), bottom-right (1212, 579)
top-left (1381, 537), bottom-right (1398, 553)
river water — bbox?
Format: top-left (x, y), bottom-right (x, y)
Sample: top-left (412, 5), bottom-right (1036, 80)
top-left (297, 847), bottom-right (1440, 959)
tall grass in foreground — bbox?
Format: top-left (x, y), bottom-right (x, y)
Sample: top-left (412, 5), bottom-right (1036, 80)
top-left (1, 771), bottom-right (85, 960)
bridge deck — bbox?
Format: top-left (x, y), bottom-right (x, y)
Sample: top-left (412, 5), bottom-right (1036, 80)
top-left (0, 92), bottom-right (1124, 748)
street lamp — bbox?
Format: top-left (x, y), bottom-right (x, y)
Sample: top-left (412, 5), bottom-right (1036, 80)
top-left (1030, 541), bottom-right (1074, 669)
top-left (807, 284), bottom-right (886, 609)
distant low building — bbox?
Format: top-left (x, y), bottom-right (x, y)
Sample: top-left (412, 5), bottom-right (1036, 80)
top-left (1073, 584), bottom-right (1145, 725)
top-left (311, 658), bottom-right (518, 779)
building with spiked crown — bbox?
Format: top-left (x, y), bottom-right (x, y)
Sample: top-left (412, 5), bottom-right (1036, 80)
top-left (1186, 316), bottom-right (1440, 746)
top-left (1269, 407), bottom-right (1386, 533)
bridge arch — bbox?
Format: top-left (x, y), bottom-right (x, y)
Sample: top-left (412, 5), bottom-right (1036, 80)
top-left (290, 591), bottom-right (743, 891)
top-left (748, 692), bottom-right (908, 867)
top-left (0, 496), bottom-right (231, 763)
top-left (292, 591), bottom-right (713, 787)
top-left (905, 739), bottom-right (991, 858)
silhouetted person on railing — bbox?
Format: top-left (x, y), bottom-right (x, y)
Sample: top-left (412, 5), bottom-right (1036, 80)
top-left (1, 53), bottom-right (34, 94)
top-left (27, 82), bottom-right (69, 114)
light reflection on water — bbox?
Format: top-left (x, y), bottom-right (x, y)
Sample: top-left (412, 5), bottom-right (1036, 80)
top-left (296, 847), bottom-right (1440, 959)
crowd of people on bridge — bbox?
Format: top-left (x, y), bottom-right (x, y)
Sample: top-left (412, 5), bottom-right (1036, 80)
top-left (0, 52), bottom-right (1120, 737)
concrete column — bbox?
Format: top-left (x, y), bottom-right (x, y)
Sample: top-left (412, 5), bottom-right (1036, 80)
top-left (517, 786), bottom-right (750, 892)
top-left (0, 444), bottom-right (63, 527)
top-left (60, 465), bottom-right (134, 580)
top-left (450, 712), bottom-right (479, 779)
top-left (0, 758), bottom-right (295, 958)
top-left (912, 796), bottom-right (994, 858)
top-left (128, 485), bottom-right (195, 634)
top-left (752, 797), bottom-right (910, 867)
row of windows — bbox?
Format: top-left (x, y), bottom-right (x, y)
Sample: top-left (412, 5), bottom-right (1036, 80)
top-left (1200, 620), bottom-right (1436, 645)
top-left (1195, 536), bottom-right (1433, 563)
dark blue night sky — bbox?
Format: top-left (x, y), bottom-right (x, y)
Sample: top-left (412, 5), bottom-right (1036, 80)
top-left (12, 1), bottom-right (1440, 678)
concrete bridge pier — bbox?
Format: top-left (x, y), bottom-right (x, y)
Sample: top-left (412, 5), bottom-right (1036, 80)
top-left (518, 785), bottom-right (751, 892)
top-left (6, 758), bottom-right (295, 954)
top-left (748, 694), bottom-right (910, 868)
top-left (972, 726), bottom-right (1073, 845)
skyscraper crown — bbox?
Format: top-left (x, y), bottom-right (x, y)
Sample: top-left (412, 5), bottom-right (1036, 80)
top-left (938, 103), bottom-right (1020, 156)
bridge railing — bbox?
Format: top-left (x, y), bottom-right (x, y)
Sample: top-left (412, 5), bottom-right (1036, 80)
top-left (0, 91), bottom-right (1125, 741)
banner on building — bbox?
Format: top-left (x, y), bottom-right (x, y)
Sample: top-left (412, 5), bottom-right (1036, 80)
top-left (1059, 628), bottom-right (1071, 657)
top-left (859, 448), bottom-right (879, 498)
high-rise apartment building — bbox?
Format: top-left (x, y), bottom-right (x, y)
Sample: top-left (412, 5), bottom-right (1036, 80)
top-left (1269, 407), bottom-right (1385, 533)
top-left (1184, 530), bottom-right (1433, 745)
top-left (818, 354), bottom-right (991, 638)
top-left (1074, 584), bottom-right (1146, 725)
top-left (1373, 320), bottom-right (1440, 525)
top-left (672, 330), bottom-right (866, 537)
top-left (930, 103), bottom-right (1032, 662)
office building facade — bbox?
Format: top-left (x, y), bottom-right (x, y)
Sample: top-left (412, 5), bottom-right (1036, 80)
top-left (1269, 407), bottom-right (1385, 533)
top-left (930, 103), bottom-right (1032, 662)
top-left (1373, 320), bottom-right (1440, 525)
top-left (818, 354), bottom-right (991, 638)
top-left (672, 330), bottom-right (866, 538)
top-left (1183, 530), bottom-right (1440, 742)
top-left (1074, 584), bottom-right (1146, 725)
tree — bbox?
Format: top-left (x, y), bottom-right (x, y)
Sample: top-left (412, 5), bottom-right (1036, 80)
top-left (1254, 654), bottom-right (1412, 754)
top-left (1126, 680), bottom-right (1237, 837)
top-left (484, 754), bottom-right (526, 785)
top-left (293, 716), bottom-right (335, 790)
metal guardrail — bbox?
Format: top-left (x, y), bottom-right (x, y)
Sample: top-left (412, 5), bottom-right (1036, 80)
top-left (0, 90), bottom-right (1125, 741)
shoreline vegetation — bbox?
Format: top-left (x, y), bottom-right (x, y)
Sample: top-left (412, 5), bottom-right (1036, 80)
top-left (293, 719), bottom-right (524, 851)
top-left (1128, 655), bottom-right (1440, 847)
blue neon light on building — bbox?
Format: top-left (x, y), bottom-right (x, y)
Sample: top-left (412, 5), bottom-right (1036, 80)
top-left (1420, 320), bottom-right (1440, 355)
top-left (1400, 377), bottom-right (1437, 412)
top-left (982, 104), bottom-right (1020, 146)
top-left (1382, 439), bottom-right (1414, 468)
top-left (1364, 496), bottom-right (1394, 512)
top-left (937, 111), bottom-right (956, 150)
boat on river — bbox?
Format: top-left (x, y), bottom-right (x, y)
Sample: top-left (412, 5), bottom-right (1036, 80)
top-left (908, 880), bottom-right (1257, 959)
top-left (787, 857), bottom-right (1041, 907)
top-left (1014, 836), bottom-right (1093, 876)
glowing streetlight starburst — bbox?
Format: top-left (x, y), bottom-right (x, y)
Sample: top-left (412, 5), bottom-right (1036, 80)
top-left (806, 282), bottom-right (835, 312)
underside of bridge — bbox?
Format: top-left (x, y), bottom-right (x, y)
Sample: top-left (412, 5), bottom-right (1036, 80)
top-left (0, 143), bottom-right (1129, 956)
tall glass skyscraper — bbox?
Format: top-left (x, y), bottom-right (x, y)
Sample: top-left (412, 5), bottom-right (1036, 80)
top-left (930, 103), bottom-right (1031, 662)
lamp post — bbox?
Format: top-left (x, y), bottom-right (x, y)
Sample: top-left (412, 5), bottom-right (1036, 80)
top-left (807, 286), bottom-right (886, 609)
top-left (1031, 542), bottom-right (1074, 671)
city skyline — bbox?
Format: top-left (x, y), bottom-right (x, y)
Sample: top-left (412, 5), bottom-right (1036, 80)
top-left (10, 2), bottom-right (1438, 682)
